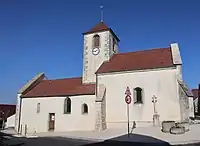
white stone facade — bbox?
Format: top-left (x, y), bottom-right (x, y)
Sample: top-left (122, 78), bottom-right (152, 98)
top-left (97, 67), bottom-right (183, 128)
top-left (17, 95), bottom-right (95, 134)
top-left (5, 114), bottom-right (15, 128)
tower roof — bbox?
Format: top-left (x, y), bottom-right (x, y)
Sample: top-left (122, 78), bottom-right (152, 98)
top-left (83, 22), bottom-right (120, 42)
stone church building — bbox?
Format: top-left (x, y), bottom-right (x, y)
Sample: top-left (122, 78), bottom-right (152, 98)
top-left (15, 22), bottom-right (194, 134)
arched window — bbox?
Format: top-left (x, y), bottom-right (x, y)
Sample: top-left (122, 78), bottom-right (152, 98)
top-left (64, 97), bottom-right (71, 114)
top-left (82, 103), bottom-right (88, 114)
top-left (134, 87), bottom-right (143, 104)
top-left (36, 103), bottom-right (40, 113)
top-left (93, 34), bottom-right (100, 48)
top-left (112, 38), bottom-right (116, 53)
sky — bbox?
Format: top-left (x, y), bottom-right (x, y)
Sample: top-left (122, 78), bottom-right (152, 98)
top-left (0, 0), bottom-right (199, 104)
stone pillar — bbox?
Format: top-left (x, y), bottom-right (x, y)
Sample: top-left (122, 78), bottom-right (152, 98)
top-left (95, 101), bottom-right (102, 131)
top-left (95, 84), bottom-right (107, 131)
top-left (153, 114), bottom-right (160, 126)
top-left (95, 99), bottom-right (107, 131)
top-left (170, 43), bottom-right (183, 81)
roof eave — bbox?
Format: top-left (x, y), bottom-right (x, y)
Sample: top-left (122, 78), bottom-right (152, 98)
top-left (82, 28), bottom-right (120, 42)
top-left (21, 92), bottom-right (95, 98)
top-left (96, 65), bottom-right (176, 75)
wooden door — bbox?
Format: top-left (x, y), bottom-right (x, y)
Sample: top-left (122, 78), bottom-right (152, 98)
top-left (48, 113), bottom-right (55, 131)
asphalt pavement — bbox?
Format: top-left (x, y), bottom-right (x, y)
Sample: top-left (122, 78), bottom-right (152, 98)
top-left (1, 131), bottom-right (200, 146)
top-left (10, 137), bottom-right (200, 146)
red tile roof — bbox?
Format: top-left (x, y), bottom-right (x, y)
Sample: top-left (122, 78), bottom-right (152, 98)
top-left (192, 89), bottom-right (199, 100)
top-left (84, 22), bottom-right (109, 34)
top-left (96, 47), bottom-right (175, 74)
top-left (21, 77), bottom-right (95, 98)
top-left (83, 22), bottom-right (120, 41)
top-left (0, 104), bottom-right (16, 119)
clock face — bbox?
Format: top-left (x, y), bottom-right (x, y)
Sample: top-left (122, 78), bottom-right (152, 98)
top-left (92, 48), bottom-right (100, 55)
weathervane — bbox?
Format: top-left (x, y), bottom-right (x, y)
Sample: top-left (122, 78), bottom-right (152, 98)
top-left (100, 5), bottom-right (104, 22)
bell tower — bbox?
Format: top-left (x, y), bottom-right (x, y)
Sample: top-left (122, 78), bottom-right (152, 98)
top-left (82, 22), bottom-right (120, 84)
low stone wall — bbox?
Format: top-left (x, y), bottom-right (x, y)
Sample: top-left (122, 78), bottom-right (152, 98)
top-left (107, 121), bottom-right (154, 130)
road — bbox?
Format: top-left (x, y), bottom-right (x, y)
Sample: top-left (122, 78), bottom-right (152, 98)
top-left (1, 132), bottom-right (200, 146)
top-left (19, 137), bottom-right (97, 146)
top-left (4, 136), bottom-right (200, 146)
top-left (10, 137), bottom-right (200, 146)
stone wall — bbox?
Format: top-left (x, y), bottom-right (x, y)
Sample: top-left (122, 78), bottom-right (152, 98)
top-left (95, 84), bottom-right (107, 131)
top-left (179, 83), bottom-right (190, 122)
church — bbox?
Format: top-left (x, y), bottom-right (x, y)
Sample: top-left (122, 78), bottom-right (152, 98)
top-left (14, 21), bottom-right (194, 134)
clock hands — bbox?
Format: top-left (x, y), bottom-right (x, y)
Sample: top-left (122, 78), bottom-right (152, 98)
top-left (92, 48), bottom-right (100, 55)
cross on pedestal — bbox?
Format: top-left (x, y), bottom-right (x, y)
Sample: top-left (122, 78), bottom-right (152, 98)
top-left (152, 95), bottom-right (160, 126)
top-left (152, 95), bottom-right (158, 114)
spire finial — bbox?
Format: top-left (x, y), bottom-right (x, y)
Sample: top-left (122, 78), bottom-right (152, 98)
top-left (100, 5), bottom-right (104, 22)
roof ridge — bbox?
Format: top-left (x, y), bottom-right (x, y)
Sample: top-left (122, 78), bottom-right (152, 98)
top-left (42, 76), bottom-right (82, 82)
top-left (115, 47), bottom-right (171, 56)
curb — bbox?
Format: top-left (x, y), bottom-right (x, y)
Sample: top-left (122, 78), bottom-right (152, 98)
top-left (12, 134), bottom-right (38, 138)
top-left (170, 140), bottom-right (200, 145)
top-left (56, 136), bottom-right (104, 142)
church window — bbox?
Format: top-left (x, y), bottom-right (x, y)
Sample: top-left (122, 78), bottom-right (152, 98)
top-left (112, 38), bottom-right (116, 52)
top-left (134, 87), bottom-right (143, 103)
top-left (36, 103), bottom-right (40, 113)
top-left (82, 103), bottom-right (88, 114)
top-left (64, 97), bottom-right (71, 114)
top-left (93, 34), bottom-right (100, 48)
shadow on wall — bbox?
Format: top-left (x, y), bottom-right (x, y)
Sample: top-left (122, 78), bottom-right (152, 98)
top-left (84, 133), bottom-right (171, 146)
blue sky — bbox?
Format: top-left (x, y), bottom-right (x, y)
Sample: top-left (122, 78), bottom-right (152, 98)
top-left (0, 0), bottom-right (199, 104)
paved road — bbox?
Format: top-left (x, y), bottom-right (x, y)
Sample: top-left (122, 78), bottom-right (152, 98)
top-left (1, 132), bottom-right (200, 146)
top-left (20, 137), bottom-right (97, 146)
top-left (9, 137), bottom-right (200, 146)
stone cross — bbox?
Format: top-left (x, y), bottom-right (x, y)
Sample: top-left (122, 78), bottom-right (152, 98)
top-left (152, 95), bottom-right (158, 114)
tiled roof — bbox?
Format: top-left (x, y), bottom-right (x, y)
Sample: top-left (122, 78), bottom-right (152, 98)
top-left (192, 89), bottom-right (199, 100)
top-left (21, 77), bottom-right (95, 98)
top-left (84, 22), bottom-right (109, 34)
top-left (0, 104), bottom-right (16, 119)
top-left (96, 47), bottom-right (175, 74)
top-left (83, 22), bottom-right (120, 41)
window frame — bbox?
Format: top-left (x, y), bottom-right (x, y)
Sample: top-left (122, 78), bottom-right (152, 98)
top-left (133, 87), bottom-right (143, 104)
top-left (64, 97), bottom-right (71, 114)
top-left (36, 103), bottom-right (40, 113)
top-left (82, 103), bottom-right (88, 114)
top-left (93, 34), bottom-right (100, 48)
top-left (112, 38), bottom-right (116, 53)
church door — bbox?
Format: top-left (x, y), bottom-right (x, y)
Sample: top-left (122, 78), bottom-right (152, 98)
top-left (48, 113), bottom-right (55, 131)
